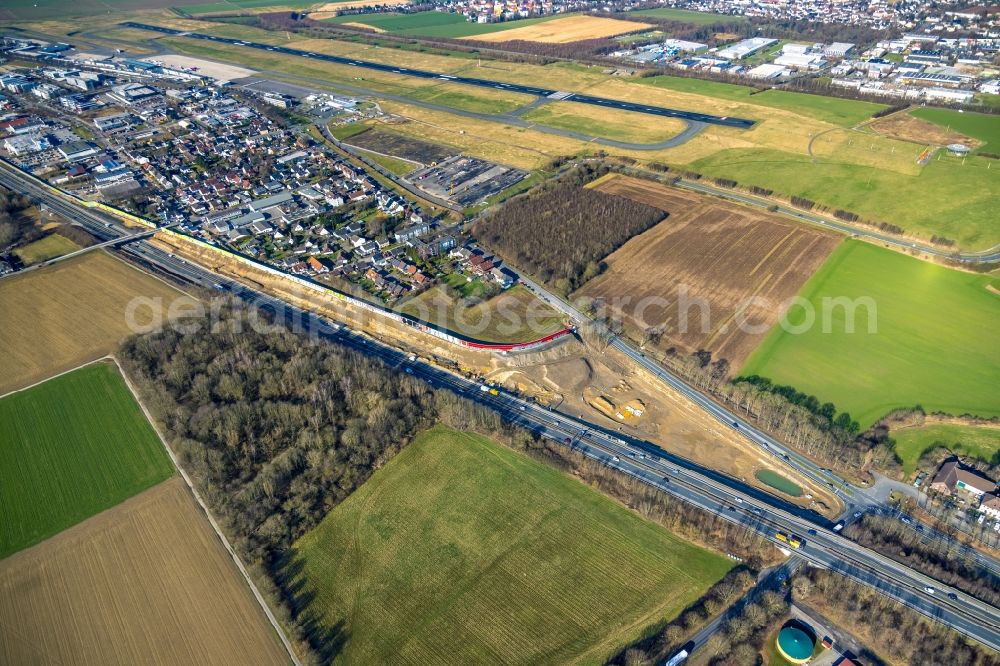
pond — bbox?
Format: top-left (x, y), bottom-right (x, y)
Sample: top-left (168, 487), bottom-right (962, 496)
top-left (755, 469), bottom-right (803, 497)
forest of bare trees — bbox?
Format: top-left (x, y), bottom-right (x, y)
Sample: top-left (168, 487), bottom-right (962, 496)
top-left (794, 569), bottom-right (998, 666)
top-left (473, 166), bottom-right (665, 294)
top-left (0, 186), bottom-right (39, 252)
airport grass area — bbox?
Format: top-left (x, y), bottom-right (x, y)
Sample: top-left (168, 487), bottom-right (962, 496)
top-left (910, 107), bottom-right (1000, 153)
top-left (691, 147), bottom-right (1000, 249)
top-left (638, 76), bottom-right (886, 126)
top-left (893, 424), bottom-right (1000, 477)
top-left (0, 362), bottom-right (174, 559)
top-left (522, 100), bottom-right (684, 144)
top-left (289, 425), bottom-right (732, 664)
top-left (741, 240), bottom-right (1000, 429)
top-left (324, 10), bottom-right (565, 38)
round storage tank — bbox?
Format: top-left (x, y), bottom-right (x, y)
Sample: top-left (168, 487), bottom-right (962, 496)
top-left (776, 623), bottom-right (815, 663)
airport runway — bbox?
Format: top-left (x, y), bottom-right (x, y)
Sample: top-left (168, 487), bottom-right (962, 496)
top-left (120, 22), bottom-right (755, 129)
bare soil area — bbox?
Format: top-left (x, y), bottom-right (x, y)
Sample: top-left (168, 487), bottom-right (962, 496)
top-left (486, 339), bottom-right (840, 516)
top-left (577, 175), bottom-right (841, 368)
top-left (869, 114), bottom-right (980, 148)
top-left (0, 477), bottom-right (289, 666)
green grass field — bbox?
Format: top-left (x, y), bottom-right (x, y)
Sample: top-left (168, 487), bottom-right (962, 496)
top-left (328, 122), bottom-right (369, 140)
top-left (910, 108), bottom-right (1000, 153)
top-left (637, 76), bottom-right (886, 127)
top-left (629, 7), bottom-right (745, 24)
top-left (325, 10), bottom-right (567, 38)
top-left (893, 424), bottom-right (1000, 477)
top-left (522, 100), bottom-right (683, 144)
top-left (289, 425), bottom-right (732, 664)
top-left (0, 362), bottom-right (174, 559)
top-left (182, 0), bottom-right (320, 15)
top-left (13, 233), bottom-right (78, 265)
top-left (741, 240), bottom-right (1000, 429)
top-left (691, 147), bottom-right (1000, 249)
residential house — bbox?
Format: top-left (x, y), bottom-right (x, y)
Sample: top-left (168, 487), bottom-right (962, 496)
top-left (930, 460), bottom-right (996, 497)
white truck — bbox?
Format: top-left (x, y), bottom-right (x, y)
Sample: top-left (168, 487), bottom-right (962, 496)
top-left (665, 649), bottom-right (689, 666)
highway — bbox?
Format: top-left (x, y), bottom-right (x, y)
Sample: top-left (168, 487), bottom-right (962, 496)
top-left (3, 162), bottom-right (999, 654)
top-left (119, 22), bottom-right (755, 129)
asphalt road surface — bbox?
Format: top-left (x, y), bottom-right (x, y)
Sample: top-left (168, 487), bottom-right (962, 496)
top-left (3, 162), bottom-right (998, 654)
top-left (120, 22), bottom-right (755, 129)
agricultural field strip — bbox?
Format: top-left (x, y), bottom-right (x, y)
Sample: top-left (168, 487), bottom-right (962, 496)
top-left (115, 358), bottom-right (302, 664)
top-left (0, 362), bottom-right (174, 559)
top-left (121, 22), bottom-right (755, 128)
top-left (291, 426), bottom-right (733, 663)
top-left (0, 478), bottom-right (292, 666)
top-left (578, 175), bottom-right (840, 367)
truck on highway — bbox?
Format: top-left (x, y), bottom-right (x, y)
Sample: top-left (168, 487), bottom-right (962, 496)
top-left (776, 532), bottom-right (804, 549)
top-left (665, 648), bottom-right (689, 666)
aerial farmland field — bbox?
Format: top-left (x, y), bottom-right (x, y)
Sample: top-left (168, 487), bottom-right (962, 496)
top-left (741, 240), bottom-right (1000, 428)
top-left (576, 175), bottom-right (841, 367)
top-left (0, 477), bottom-right (290, 665)
top-left (0, 362), bottom-right (174, 559)
top-left (287, 425), bottom-right (733, 664)
top-left (0, 251), bottom-right (196, 395)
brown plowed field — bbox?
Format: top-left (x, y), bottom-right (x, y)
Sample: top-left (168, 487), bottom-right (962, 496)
top-left (464, 16), bottom-right (653, 43)
top-left (0, 477), bottom-right (289, 666)
top-left (577, 175), bottom-right (841, 368)
top-left (0, 251), bottom-right (197, 395)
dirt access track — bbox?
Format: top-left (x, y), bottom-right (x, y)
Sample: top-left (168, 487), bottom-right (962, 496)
top-left (487, 338), bottom-right (840, 517)
top-left (577, 175), bottom-right (841, 369)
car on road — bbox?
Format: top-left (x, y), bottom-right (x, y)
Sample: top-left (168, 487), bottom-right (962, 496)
top-left (405, 367), bottom-right (413, 375)
top-left (853, 511), bottom-right (862, 518)
top-left (901, 516), bottom-right (913, 525)
top-left (734, 497), bottom-right (744, 504)
top-left (947, 592), bottom-right (958, 601)
top-left (924, 586), bottom-right (935, 595)
top-left (612, 456), bottom-right (620, 462)
top-left (807, 529), bottom-right (817, 535)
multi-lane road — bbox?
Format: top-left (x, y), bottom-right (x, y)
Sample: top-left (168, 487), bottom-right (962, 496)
top-left (120, 22), bottom-right (755, 129)
top-left (3, 162), bottom-right (999, 654)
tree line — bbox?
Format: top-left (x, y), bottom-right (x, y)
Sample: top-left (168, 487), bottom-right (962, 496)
top-left (472, 165), bottom-right (665, 295)
top-left (844, 513), bottom-right (1000, 606)
top-left (793, 568), bottom-right (997, 666)
top-left (0, 186), bottom-right (40, 252)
